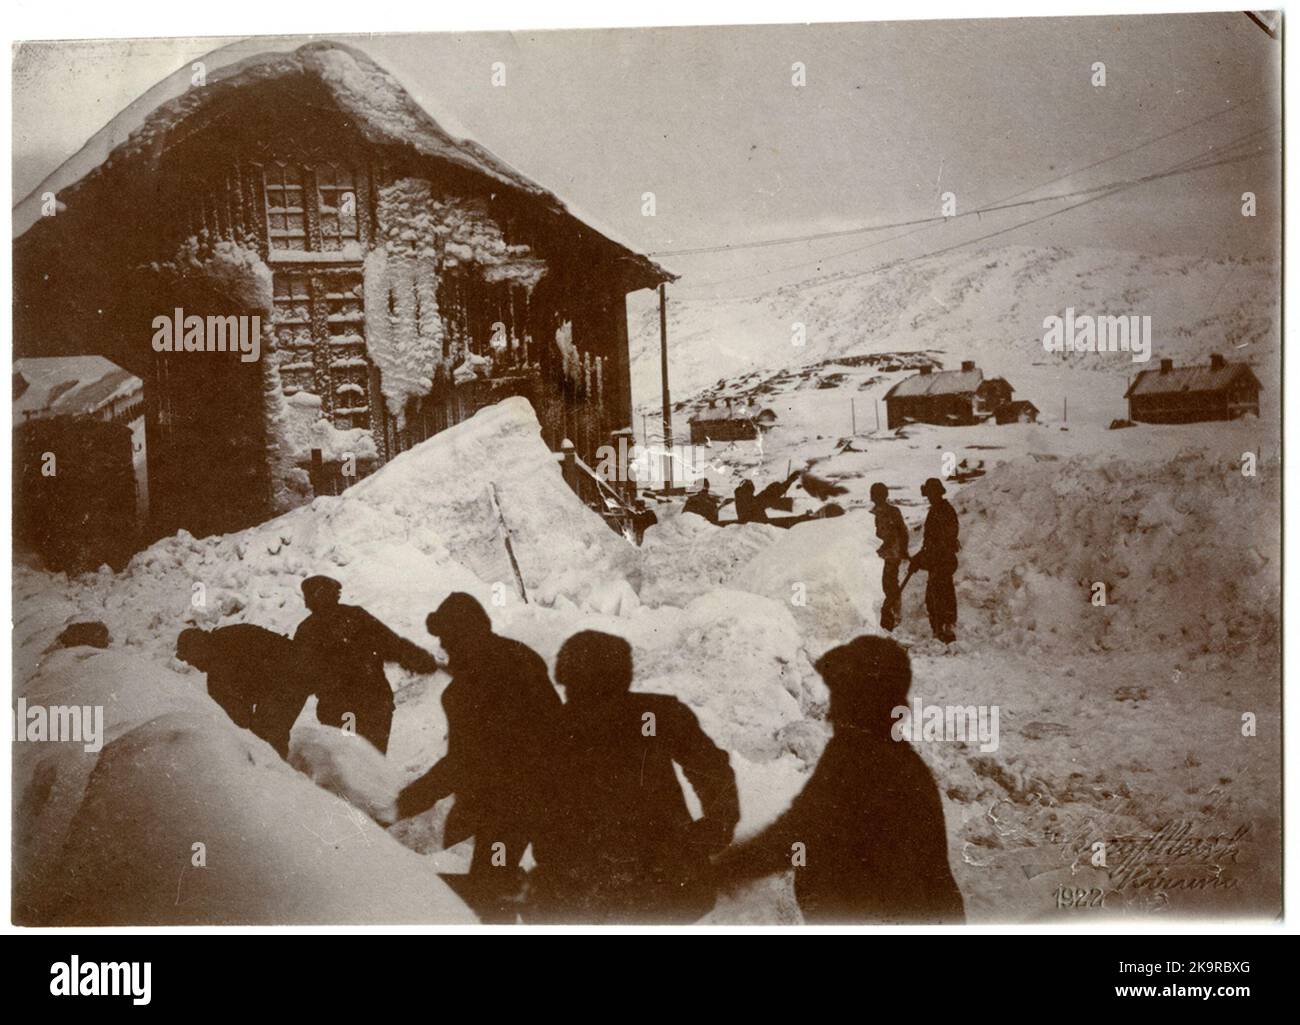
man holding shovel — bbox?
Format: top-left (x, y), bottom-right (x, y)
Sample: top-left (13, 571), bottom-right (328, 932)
top-left (902, 478), bottom-right (961, 643)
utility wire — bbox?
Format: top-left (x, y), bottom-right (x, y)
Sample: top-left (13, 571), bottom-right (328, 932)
top-left (669, 121), bottom-right (1276, 296)
top-left (650, 94), bottom-right (1266, 259)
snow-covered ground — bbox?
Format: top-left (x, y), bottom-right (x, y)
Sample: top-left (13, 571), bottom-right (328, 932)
top-left (13, 242), bottom-right (1281, 925)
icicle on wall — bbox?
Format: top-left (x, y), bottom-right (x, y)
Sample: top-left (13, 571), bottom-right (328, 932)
top-left (363, 244), bottom-right (445, 428)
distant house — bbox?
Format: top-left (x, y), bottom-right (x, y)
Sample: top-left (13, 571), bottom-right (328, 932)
top-left (995, 399), bottom-right (1039, 425)
top-left (13, 356), bottom-right (144, 427)
top-left (13, 356), bottom-right (149, 524)
top-left (688, 397), bottom-right (776, 444)
top-left (883, 361), bottom-right (1023, 428)
top-left (1124, 354), bottom-right (1262, 424)
top-left (13, 356), bottom-right (149, 572)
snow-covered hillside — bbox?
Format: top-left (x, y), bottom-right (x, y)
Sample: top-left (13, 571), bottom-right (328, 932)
top-left (631, 245), bottom-right (1279, 411)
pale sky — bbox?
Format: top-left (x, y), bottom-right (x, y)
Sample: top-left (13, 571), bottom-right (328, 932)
top-left (12, 13), bottom-right (1281, 297)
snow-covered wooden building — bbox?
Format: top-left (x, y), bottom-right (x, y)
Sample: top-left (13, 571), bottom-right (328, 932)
top-left (687, 397), bottom-right (777, 444)
top-left (1123, 354), bottom-right (1262, 424)
top-left (13, 41), bottom-right (673, 539)
top-left (883, 361), bottom-right (1019, 429)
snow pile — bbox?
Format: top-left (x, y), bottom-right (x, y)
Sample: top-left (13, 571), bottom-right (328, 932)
top-left (14, 399), bottom-right (636, 674)
top-left (13, 648), bottom-right (473, 925)
top-left (277, 389), bottom-right (380, 464)
top-left (289, 725), bottom-right (404, 825)
top-left (733, 511), bottom-right (882, 655)
top-left (13, 395), bottom-right (886, 922)
top-left (949, 449), bottom-right (1280, 655)
top-left (637, 509), bottom-right (780, 606)
top-left (153, 236), bottom-right (274, 313)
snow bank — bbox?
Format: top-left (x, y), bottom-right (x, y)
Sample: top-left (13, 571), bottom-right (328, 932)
top-left (15, 395), bottom-right (849, 922)
top-left (14, 649), bottom-right (473, 925)
top-left (950, 449), bottom-right (1281, 655)
top-left (637, 508), bottom-right (780, 606)
top-left (289, 724), bottom-right (405, 825)
top-left (733, 511), bottom-right (883, 655)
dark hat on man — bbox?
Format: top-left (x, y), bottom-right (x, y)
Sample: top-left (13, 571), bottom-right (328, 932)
top-left (301, 575), bottom-right (343, 605)
top-left (555, 630), bottom-right (633, 697)
top-left (814, 635), bottom-right (912, 728)
top-left (921, 477), bottom-right (947, 498)
top-left (176, 626), bottom-right (212, 668)
top-left (426, 592), bottom-right (492, 639)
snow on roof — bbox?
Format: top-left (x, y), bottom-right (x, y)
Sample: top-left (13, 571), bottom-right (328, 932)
top-left (13, 356), bottom-right (142, 426)
top-left (13, 40), bottom-right (674, 286)
top-left (1124, 359), bottom-right (1261, 399)
top-left (689, 398), bottom-right (765, 423)
top-left (884, 367), bottom-right (983, 400)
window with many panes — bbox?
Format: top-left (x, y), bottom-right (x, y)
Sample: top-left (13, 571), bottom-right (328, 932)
top-left (272, 270), bottom-right (373, 432)
top-left (316, 163), bottom-right (359, 251)
top-left (264, 162), bottom-right (307, 251)
top-left (271, 273), bottom-right (315, 395)
top-left (263, 161), bottom-right (361, 254)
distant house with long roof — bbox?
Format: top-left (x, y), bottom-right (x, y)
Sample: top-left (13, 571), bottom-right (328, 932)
top-left (1123, 353), bottom-right (1261, 424)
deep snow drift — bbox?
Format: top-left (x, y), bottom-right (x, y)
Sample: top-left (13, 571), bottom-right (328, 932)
top-left (14, 399), bottom-right (829, 923)
top-left (14, 385), bottom-right (1281, 923)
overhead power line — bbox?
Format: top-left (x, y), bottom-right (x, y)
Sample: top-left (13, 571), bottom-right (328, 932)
top-left (668, 119), bottom-right (1276, 295)
top-left (649, 94), bottom-right (1266, 259)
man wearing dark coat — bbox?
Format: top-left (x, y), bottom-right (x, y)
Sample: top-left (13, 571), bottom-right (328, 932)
top-left (913, 477), bottom-right (961, 643)
top-left (176, 623), bottom-right (309, 758)
top-left (869, 482), bottom-right (910, 632)
top-left (292, 575), bottom-right (440, 754)
top-left (713, 636), bottom-right (964, 924)
top-left (529, 630), bottom-right (740, 924)
top-left (396, 592), bottom-right (562, 922)
top-left (682, 480), bottom-right (722, 524)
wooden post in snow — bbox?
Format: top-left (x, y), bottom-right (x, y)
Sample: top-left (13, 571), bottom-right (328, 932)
top-left (658, 282), bottom-right (674, 490)
top-left (310, 448), bottom-right (324, 497)
top-left (851, 398), bottom-right (857, 435)
top-left (489, 482), bottom-right (528, 603)
top-left (560, 438), bottom-right (578, 494)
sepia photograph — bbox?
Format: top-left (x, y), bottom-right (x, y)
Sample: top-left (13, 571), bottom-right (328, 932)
top-left (6, 4), bottom-right (1285, 942)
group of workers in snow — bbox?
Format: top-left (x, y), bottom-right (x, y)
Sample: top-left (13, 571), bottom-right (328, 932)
top-left (176, 573), bottom-right (963, 925)
top-left (680, 470), bottom-right (961, 643)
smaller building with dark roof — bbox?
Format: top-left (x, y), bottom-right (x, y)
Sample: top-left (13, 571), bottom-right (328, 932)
top-left (688, 397), bottom-right (776, 443)
top-left (883, 360), bottom-right (1022, 429)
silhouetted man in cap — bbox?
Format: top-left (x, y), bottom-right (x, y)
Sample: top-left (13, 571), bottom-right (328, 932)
top-left (631, 498), bottom-right (659, 545)
top-left (292, 575), bottom-right (440, 754)
top-left (176, 624), bottom-right (309, 758)
top-left (870, 482), bottom-right (910, 632)
top-left (714, 636), bottom-right (964, 924)
top-left (529, 630), bottom-right (740, 923)
top-left (912, 477), bottom-right (960, 642)
top-left (682, 480), bottom-right (722, 524)
top-left (396, 592), bottom-right (562, 922)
